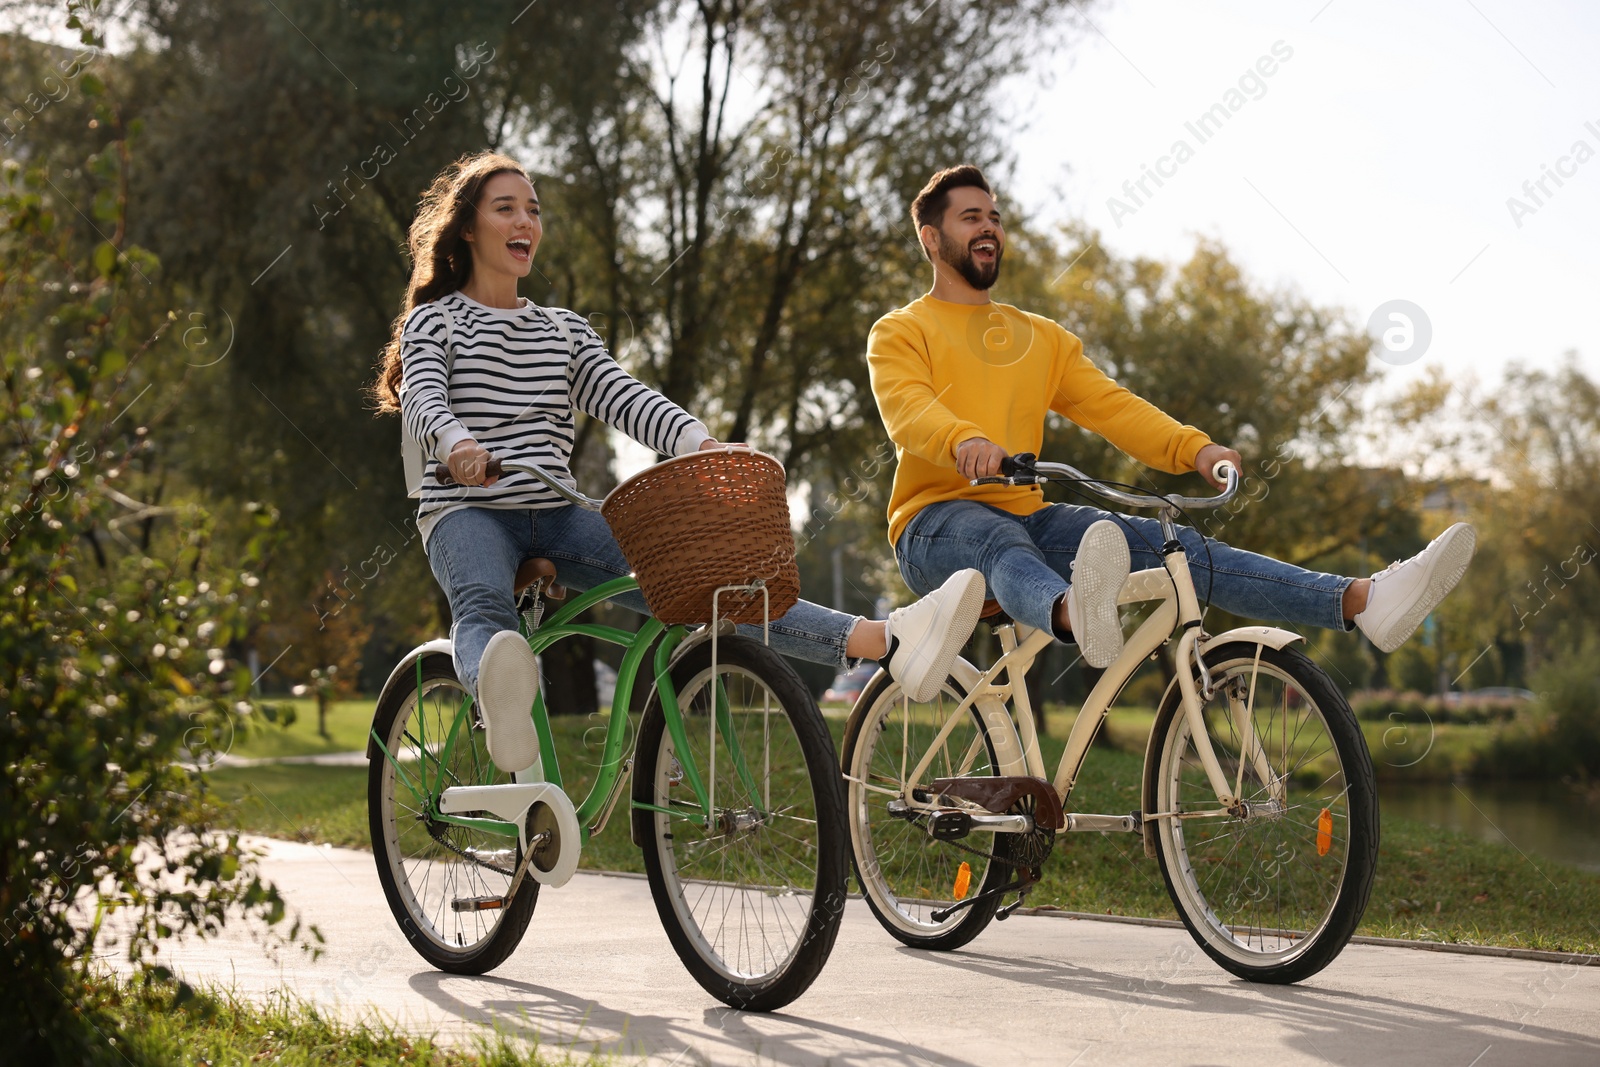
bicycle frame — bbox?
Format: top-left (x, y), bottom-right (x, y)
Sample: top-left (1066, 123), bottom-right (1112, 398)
top-left (371, 574), bottom-right (767, 847)
top-left (894, 540), bottom-right (1284, 829)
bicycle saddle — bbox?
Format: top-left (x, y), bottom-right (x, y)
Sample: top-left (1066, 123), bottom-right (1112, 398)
top-left (979, 598), bottom-right (1012, 624)
top-left (514, 557), bottom-right (567, 599)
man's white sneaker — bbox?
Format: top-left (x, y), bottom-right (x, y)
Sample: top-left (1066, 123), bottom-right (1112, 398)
top-left (1065, 519), bottom-right (1131, 669)
top-left (884, 569), bottom-right (986, 703)
top-left (477, 629), bottom-right (542, 773)
top-left (1355, 522), bottom-right (1477, 654)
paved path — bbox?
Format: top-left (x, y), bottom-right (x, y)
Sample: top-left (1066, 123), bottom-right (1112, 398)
top-left (119, 838), bottom-right (1600, 1066)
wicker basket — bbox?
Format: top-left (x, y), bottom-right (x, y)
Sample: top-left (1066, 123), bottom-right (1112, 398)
top-left (601, 448), bottom-right (800, 626)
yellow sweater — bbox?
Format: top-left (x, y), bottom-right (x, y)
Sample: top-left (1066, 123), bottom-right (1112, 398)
top-left (868, 295), bottom-right (1213, 545)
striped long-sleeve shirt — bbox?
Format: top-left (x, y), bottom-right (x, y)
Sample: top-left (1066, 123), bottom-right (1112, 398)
top-left (400, 290), bottom-right (709, 546)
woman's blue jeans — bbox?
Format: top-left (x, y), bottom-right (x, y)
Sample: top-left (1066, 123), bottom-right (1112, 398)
top-left (895, 500), bottom-right (1353, 637)
top-left (426, 504), bottom-right (860, 693)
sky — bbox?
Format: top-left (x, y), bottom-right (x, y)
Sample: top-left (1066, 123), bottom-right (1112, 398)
top-left (998, 0), bottom-right (1599, 399)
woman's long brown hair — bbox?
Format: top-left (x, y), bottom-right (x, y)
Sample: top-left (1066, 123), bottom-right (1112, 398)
top-left (370, 151), bottom-right (530, 413)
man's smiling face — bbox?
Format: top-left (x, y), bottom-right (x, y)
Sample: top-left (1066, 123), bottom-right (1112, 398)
top-left (928, 186), bottom-right (1005, 290)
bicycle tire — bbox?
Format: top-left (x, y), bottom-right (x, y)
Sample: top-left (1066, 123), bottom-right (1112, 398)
top-left (368, 652), bottom-right (539, 974)
top-left (631, 636), bottom-right (848, 1011)
top-left (841, 668), bottom-right (1016, 951)
top-left (1149, 641), bottom-right (1378, 984)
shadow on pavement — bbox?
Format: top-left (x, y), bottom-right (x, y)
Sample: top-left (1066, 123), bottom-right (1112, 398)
top-left (407, 968), bottom-right (981, 1067)
top-left (908, 944), bottom-right (1600, 1066)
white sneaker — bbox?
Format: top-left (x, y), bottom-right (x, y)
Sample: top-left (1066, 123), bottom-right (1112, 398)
top-left (1355, 522), bottom-right (1477, 654)
top-left (477, 630), bottom-right (542, 773)
top-left (884, 569), bottom-right (986, 702)
top-left (1065, 519), bottom-right (1131, 669)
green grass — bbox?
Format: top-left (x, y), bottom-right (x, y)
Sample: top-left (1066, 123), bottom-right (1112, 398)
top-left (211, 708), bottom-right (651, 873)
top-left (208, 764), bottom-right (372, 849)
top-left (80, 975), bottom-right (584, 1066)
top-left (1358, 718), bottom-right (1500, 782)
top-left (231, 698), bottom-right (380, 759)
top-left (210, 695), bottom-right (1600, 956)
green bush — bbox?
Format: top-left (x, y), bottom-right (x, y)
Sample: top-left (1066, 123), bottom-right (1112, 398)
top-left (1475, 642), bottom-right (1600, 781)
top-left (1351, 689), bottom-right (1522, 726)
top-left (1, 80), bottom-right (305, 1061)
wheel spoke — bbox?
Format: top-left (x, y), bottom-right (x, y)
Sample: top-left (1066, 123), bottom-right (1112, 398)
top-left (1156, 649), bottom-right (1375, 980)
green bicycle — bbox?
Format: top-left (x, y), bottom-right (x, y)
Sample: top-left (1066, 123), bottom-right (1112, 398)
top-left (366, 458), bottom-right (847, 1011)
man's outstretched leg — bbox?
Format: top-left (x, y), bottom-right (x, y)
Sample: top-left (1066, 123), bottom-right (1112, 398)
top-left (1020, 502), bottom-right (1476, 650)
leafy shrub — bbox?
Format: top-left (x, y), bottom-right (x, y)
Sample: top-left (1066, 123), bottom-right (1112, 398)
top-left (1475, 643), bottom-right (1600, 781)
top-left (1, 83), bottom-right (303, 1062)
top-left (1351, 689), bottom-right (1523, 726)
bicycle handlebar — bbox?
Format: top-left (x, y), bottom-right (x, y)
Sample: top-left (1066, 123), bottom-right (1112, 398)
top-left (432, 456), bottom-right (604, 511)
top-left (984, 452), bottom-right (1240, 512)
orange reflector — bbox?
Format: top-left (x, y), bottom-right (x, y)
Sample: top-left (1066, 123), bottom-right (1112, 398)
top-left (1316, 808), bottom-right (1333, 856)
top-left (953, 861), bottom-right (972, 900)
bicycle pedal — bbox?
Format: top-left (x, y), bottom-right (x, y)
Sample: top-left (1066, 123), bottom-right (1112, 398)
top-left (450, 896), bottom-right (505, 913)
top-left (926, 808), bottom-right (973, 841)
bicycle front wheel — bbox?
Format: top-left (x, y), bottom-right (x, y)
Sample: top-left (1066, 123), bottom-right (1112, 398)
top-left (1150, 641), bottom-right (1378, 984)
top-left (631, 636), bottom-right (847, 1011)
top-left (841, 668), bottom-right (1016, 951)
top-left (368, 651), bottom-right (538, 975)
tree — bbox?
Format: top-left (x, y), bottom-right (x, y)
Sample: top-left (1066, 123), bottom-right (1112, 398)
top-left (537, 1), bottom-right (1075, 482)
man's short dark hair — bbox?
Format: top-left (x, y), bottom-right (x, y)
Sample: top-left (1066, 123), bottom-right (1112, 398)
top-left (910, 164), bottom-right (993, 261)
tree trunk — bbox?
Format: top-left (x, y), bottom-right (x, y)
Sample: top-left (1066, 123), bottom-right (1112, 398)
top-left (542, 633), bottom-right (598, 717)
top-left (1025, 649), bottom-right (1047, 739)
top-left (1368, 644), bottom-right (1391, 690)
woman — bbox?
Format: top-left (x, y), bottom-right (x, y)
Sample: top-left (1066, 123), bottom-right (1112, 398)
top-left (371, 152), bottom-right (988, 774)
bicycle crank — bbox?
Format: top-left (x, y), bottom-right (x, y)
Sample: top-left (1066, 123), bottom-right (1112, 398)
top-left (885, 799), bottom-right (1030, 838)
top-left (927, 775), bottom-right (1066, 830)
top-left (929, 865), bottom-right (1044, 923)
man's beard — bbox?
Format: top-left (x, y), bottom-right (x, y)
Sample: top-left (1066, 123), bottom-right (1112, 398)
top-left (937, 229), bottom-right (1002, 290)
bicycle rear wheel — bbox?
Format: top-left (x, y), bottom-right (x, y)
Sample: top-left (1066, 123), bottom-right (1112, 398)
top-left (631, 636), bottom-right (847, 1011)
top-left (841, 669), bottom-right (1016, 951)
top-left (1149, 642), bottom-right (1378, 984)
top-left (368, 652), bottom-right (538, 974)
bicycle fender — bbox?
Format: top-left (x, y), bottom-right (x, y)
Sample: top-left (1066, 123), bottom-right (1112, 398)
top-left (664, 619), bottom-right (735, 671)
top-left (368, 639), bottom-right (454, 759)
top-left (1198, 626), bottom-right (1304, 655)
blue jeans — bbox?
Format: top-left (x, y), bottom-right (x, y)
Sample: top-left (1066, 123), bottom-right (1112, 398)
top-left (895, 501), bottom-right (1353, 636)
top-left (426, 505), bottom-right (860, 692)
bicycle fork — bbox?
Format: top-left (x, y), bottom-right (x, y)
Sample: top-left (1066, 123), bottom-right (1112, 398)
top-left (1159, 529), bottom-right (1278, 817)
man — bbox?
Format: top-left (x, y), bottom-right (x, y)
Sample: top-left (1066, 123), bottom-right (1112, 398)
top-left (867, 164), bottom-right (1475, 669)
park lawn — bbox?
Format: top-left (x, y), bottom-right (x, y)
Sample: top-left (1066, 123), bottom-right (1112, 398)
top-left (208, 709), bottom-right (656, 873)
top-left (1357, 718), bottom-right (1499, 781)
top-left (231, 697), bottom-right (380, 759)
top-left (83, 976), bottom-right (570, 1066)
top-left (209, 699), bottom-right (1600, 956)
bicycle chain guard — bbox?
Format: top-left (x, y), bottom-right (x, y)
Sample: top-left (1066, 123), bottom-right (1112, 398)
top-left (928, 775), bottom-right (1064, 830)
top-left (438, 781), bottom-right (581, 888)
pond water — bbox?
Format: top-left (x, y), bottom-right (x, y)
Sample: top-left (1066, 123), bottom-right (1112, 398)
top-left (1379, 779), bottom-right (1600, 873)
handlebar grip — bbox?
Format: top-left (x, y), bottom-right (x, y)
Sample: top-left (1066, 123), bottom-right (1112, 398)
top-left (433, 455), bottom-right (504, 485)
top-left (1211, 459), bottom-right (1237, 484)
top-left (998, 452), bottom-right (1037, 478)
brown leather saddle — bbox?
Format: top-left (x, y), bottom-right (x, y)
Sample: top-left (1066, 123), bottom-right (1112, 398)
top-left (979, 598), bottom-right (1011, 624)
top-left (514, 557), bottom-right (567, 599)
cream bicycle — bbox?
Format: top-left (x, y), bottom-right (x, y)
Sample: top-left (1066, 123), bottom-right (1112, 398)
top-left (842, 455), bottom-right (1378, 984)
